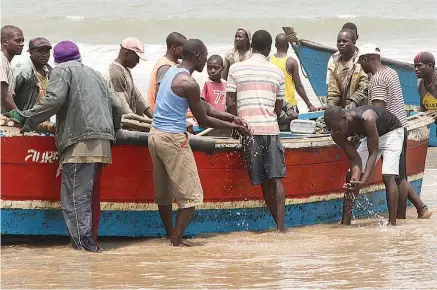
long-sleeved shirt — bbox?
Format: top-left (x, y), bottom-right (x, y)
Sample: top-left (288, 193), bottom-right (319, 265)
top-left (326, 52), bottom-right (369, 108)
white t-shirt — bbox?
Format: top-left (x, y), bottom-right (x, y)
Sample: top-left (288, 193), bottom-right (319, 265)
top-left (0, 51), bottom-right (15, 113)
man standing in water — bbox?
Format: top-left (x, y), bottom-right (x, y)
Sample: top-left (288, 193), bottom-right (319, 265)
top-left (147, 32), bottom-right (187, 112)
top-left (1, 25), bottom-right (24, 113)
top-left (222, 28), bottom-right (251, 80)
top-left (14, 37), bottom-right (52, 111)
top-left (148, 39), bottom-right (252, 246)
top-left (270, 33), bottom-right (317, 115)
top-left (7, 41), bottom-right (122, 252)
top-left (324, 105), bottom-right (404, 226)
top-left (326, 29), bottom-right (368, 108)
top-left (358, 44), bottom-right (432, 219)
top-left (106, 37), bottom-right (153, 118)
top-left (227, 30), bottom-right (287, 232)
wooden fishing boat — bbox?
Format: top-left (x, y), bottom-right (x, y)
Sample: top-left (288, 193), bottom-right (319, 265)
top-left (1, 112), bottom-right (434, 237)
top-left (287, 31), bottom-right (437, 147)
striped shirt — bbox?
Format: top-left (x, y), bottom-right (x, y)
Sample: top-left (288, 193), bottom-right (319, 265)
top-left (369, 66), bottom-right (407, 126)
top-left (226, 53), bottom-right (285, 135)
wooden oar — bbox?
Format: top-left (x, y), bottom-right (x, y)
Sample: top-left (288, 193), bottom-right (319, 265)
top-left (122, 113), bottom-right (152, 124)
top-left (121, 117), bottom-right (151, 132)
top-left (196, 127), bottom-right (215, 136)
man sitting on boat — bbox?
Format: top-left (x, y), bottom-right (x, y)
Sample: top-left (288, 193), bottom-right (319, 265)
top-left (13, 37), bottom-right (52, 111)
top-left (270, 33), bottom-right (316, 115)
top-left (149, 39), bottom-right (252, 247)
top-left (1, 25), bottom-right (24, 113)
top-left (358, 44), bottom-right (432, 219)
top-left (324, 105), bottom-right (405, 226)
top-left (6, 41), bottom-right (123, 252)
top-left (326, 28), bottom-right (368, 109)
top-left (227, 30), bottom-right (287, 232)
top-left (106, 37), bottom-right (153, 119)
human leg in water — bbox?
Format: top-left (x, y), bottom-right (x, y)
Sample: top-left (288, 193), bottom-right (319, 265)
top-left (382, 174), bottom-right (399, 225)
top-left (60, 163), bottom-right (101, 252)
top-left (261, 179), bottom-right (285, 232)
top-left (158, 205), bottom-right (174, 239)
top-left (396, 178), bottom-right (408, 219)
top-left (170, 207), bottom-right (195, 246)
top-left (406, 184), bottom-right (433, 219)
top-left (341, 171), bottom-right (357, 225)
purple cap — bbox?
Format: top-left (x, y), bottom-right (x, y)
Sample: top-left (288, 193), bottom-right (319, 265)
top-left (53, 41), bottom-right (81, 64)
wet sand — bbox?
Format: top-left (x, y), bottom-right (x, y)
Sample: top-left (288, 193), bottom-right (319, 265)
top-left (2, 149), bottom-right (436, 289)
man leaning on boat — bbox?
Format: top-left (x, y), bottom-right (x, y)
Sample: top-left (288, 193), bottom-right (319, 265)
top-left (149, 39), bottom-right (252, 247)
top-left (227, 30), bottom-right (287, 232)
top-left (325, 105), bottom-right (405, 226)
top-left (5, 41), bottom-right (123, 252)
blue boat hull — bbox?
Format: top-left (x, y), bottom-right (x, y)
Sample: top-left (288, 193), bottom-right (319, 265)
top-left (292, 41), bottom-right (437, 146)
top-left (1, 179), bottom-right (423, 237)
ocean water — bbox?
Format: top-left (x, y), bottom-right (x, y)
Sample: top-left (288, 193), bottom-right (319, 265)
top-left (2, 0), bottom-right (437, 111)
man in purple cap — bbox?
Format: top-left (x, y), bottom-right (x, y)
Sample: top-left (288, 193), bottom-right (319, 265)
top-left (14, 37), bottom-right (53, 111)
top-left (7, 40), bottom-right (123, 252)
top-left (1, 25), bottom-right (24, 113)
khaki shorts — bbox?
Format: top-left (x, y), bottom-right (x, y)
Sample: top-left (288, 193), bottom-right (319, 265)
top-left (148, 127), bottom-right (203, 208)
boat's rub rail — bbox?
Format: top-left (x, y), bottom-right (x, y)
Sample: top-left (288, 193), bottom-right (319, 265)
top-left (0, 173), bottom-right (423, 211)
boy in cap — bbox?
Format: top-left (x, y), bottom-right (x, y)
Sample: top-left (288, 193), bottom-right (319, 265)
top-left (7, 40), bottom-right (123, 252)
top-left (106, 37), bottom-right (153, 118)
top-left (14, 37), bottom-right (53, 111)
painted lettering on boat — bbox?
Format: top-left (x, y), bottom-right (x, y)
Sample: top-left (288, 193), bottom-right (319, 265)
top-left (25, 149), bottom-right (59, 163)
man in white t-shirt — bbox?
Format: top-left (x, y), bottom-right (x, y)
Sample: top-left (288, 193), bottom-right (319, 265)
top-left (1, 25), bottom-right (24, 113)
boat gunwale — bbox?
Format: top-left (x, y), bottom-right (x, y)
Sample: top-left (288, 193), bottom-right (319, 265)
top-left (294, 39), bottom-right (415, 70)
top-left (1, 115), bottom-right (433, 152)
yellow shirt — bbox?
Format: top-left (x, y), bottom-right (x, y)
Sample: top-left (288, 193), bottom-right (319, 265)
top-left (422, 92), bottom-right (437, 111)
top-left (36, 71), bottom-right (49, 101)
top-left (270, 55), bottom-right (296, 105)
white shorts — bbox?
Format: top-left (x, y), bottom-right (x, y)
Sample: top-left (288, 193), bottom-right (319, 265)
top-left (356, 128), bottom-right (404, 176)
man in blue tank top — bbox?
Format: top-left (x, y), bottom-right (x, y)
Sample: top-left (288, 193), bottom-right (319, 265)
top-left (324, 105), bottom-right (404, 226)
top-left (149, 39), bottom-right (252, 247)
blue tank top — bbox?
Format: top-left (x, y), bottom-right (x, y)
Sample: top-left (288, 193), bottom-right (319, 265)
top-left (152, 67), bottom-right (190, 133)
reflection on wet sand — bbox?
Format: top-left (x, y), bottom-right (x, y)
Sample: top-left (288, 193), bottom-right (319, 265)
top-left (2, 149), bottom-right (436, 289)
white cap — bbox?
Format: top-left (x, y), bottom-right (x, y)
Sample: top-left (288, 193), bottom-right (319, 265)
top-left (357, 43), bottom-right (381, 58)
top-left (121, 37), bottom-right (147, 60)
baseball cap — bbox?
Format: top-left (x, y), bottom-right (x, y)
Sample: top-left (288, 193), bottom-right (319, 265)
top-left (357, 43), bottom-right (380, 58)
top-left (121, 37), bottom-right (147, 60)
top-left (28, 37), bottom-right (52, 51)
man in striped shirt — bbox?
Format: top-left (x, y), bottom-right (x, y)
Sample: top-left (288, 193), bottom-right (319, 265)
top-left (226, 30), bottom-right (286, 232)
top-left (358, 44), bottom-right (432, 219)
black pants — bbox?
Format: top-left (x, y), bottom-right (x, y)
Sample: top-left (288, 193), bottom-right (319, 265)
top-left (61, 163), bottom-right (102, 251)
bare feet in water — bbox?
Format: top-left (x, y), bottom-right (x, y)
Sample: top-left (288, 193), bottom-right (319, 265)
top-left (170, 240), bottom-right (191, 247)
top-left (418, 206), bottom-right (433, 219)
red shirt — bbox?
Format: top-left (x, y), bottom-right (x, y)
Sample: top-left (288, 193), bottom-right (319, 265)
top-left (201, 79), bottom-right (227, 111)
